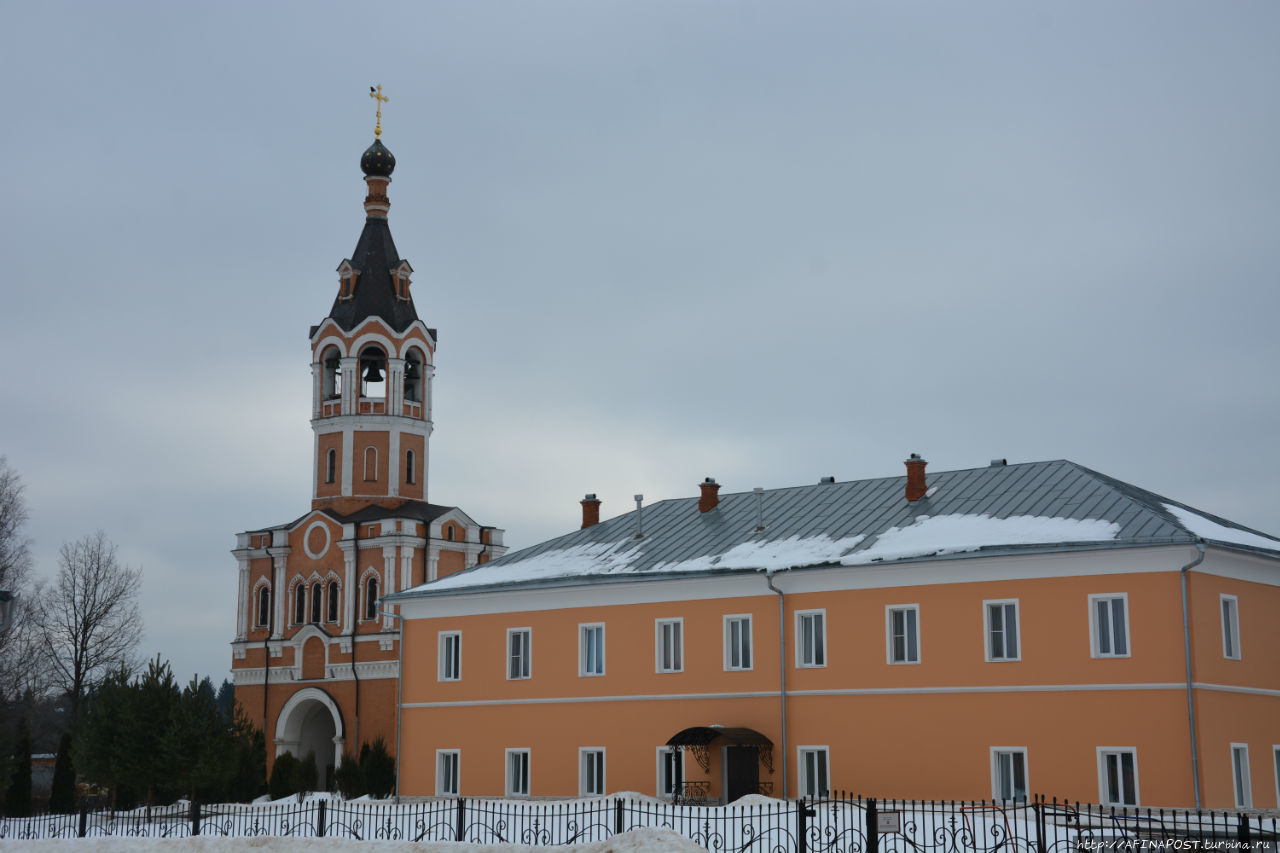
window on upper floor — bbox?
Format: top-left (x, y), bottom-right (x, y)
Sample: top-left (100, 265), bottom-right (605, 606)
top-left (580, 748), bottom-right (605, 797)
top-left (364, 576), bottom-right (379, 621)
top-left (508, 628), bottom-right (531, 680)
top-left (1098, 748), bottom-right (1138, 807)
top-left (321, 347), bottom-right (341, 400)
top-left (359, 345), bottom-right (386, 399)
top-left (363, 446), bottom-right (377, 482)
top-left (798, 747), bottom-right (830, 798)
top-left (439, 631), bottom-right (461, 681)
top-left (724, 614), bottom-right (752, 671)
top-left (405, 450), bottom-right (416, 485)
top-left (656, 619), bottom-right (683, 673)
top-left (796, 610), bottom-right (826, 668)
top-left (887, 605), bottom-right (920, 664)
top-left (309, 584), bottom-right (320, 624)
top-left (991, 748), bottom-right (1028, 802)
top-left (256, 585), bottom-right (271, 628)
top-left (404, 350), bottom-right (423, 403)
top-left (1231, 744), bottom-right (1252, 808)
top-left (1090, 594), bottom-right (1129, 658)
top-left (985, 600), bottom-right (1020, 662)
top-left (1221, 595), bottom-right (1241, 660)
top-left (506, 749), bottom-right (530, 797)
top-left (436, 750), bottom-right (459, 797)
top-left (325, 449), bottom-right (337, 484)
top-left (580, 623), bottom-right (605, 677)
top-left (293, 584), bottom-right (306, 625)
top-left (327, 582), bottom-right (339, 623)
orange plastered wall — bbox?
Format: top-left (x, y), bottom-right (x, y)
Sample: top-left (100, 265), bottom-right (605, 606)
top-left (1188, 573), bottom-right (1280, 688)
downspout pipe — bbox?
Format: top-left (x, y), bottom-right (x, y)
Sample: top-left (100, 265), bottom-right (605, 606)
top-left (1180, 542), bottom-right (1206, 810)
top-left (376, 598), bottom-right (405, 804)
top-left (763, 568), bottom-right (789, 800)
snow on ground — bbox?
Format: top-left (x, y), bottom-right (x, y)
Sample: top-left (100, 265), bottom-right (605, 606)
top-left (841, 514), bottom-right (1120, 564)
top-left (0, 828), bottom-right (703, 853)
top-left (1163, 504), bottom-right (1280, 551)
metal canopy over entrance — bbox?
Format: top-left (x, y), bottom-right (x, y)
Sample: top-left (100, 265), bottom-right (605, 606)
top-left (665, 725), bottom-right (774, 803)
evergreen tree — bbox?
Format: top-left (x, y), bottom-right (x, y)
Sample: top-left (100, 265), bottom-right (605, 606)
top-left (214, 679), bottom-right (235, 722)
top-left (226, 702), bottom-right (267, 802)
top-left (73, 667), bottom-right (132, 808)
top-left (49, 732), bottom-right (76, 813)
top-left (268, 751), bottom-right (299, 801)
top-left (168, 676), bottom-right (232, 801)
top-left (4, 718), bottom-right (31, 817)
top-left (122, 656), bottom-right (179, 804)
top-left (359, 737), bottom-right (395, 799)
top-left (333, 752), bottom-right (363, 799)
top-left (292, 749), bottom-right (318, 795)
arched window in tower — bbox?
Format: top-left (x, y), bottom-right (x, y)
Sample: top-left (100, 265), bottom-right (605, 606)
top-left (365, 576), bottom-right (379, 621)
top-left (359, 345), bottom-right (387, 399)
top-left (363, 446), bottom-right (378, 481)
top-left (257, 585), bottom-right (271, 628)
top-left (405, 450), bottom-right (416, 485)
top-left (321, 347), bottom-right (342, 400)
top-left (326, 449), bottom-right (337, 484)
top-left (310, 583), bottom-right (321, 624)
top-left (293, 583), bottom-right (306, 625)
top-left (404, 350), bottom-right (423, 403)
top-left (327, 581), bottom-right (339, 623)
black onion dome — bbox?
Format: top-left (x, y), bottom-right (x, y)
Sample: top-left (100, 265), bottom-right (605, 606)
top-left (361, 139), bottom-right (395, 177)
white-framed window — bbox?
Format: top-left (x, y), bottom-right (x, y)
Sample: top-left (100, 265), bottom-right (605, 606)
top-left (293, 583), bottom-right (306, 625)
top-left (309, 583), bottom-right (321, 624)
top-left (1089, 594), bottom-right (1130, 658)
top-left (326, 581), bottom-right (339, 623)
top-left (506, 748), bottom-right (530, 797)
top-left (796, 610), bottom-right (827, 668)
top-left (656, 618), bottom-right (683, 673)
top-left (255, 583), bottom-right (271, 628)
top-left (436, 749), bottom-right (459, 797)
top-left (886, 604), bottom-right (920, 664)
top-left (438, 631), bottom-right (461, 681)
top-left (364, 575), bottom-right (379, 621)
top-left (1221, 594), bottom-right (1241, 660)
top-left (991, 747), bottom-right (1028, 802)
top-left (580, 748), bottom-right (605, 797)
top-left (657, 747), bottom-right (684, 800)
top-left (579, 623), bottom-right (605, 677)
top-left (508, 628), bottom-right (531, 680)
top-left (1231, 744), bottom-right (1252, 808)
top-left (798, 746), bottom-right (830, 798)
top-left (985, 600), bottom-right (1020, 662)
top-left (1098, 747), bottom-right (1139, 807)
top-left (724, 614), bottom-right (753, 671)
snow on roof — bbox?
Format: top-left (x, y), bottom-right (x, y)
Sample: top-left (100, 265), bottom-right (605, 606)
top-left (840, 514), bottom-right (1121, 565)
top-left (1163, 504), bottom-right (1280, 552)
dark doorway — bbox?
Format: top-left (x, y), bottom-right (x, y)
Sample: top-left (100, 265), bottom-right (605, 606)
top-left (725, 746), bottom-right (759, 803)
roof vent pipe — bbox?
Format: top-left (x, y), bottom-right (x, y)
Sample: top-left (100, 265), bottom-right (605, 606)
top-left (633, 494), bottom-right (644, 539)
top-left (819, 476), bottom-right (835, 484)
top-left (905, 453), bottom-right (928, 502)
top-left (990, 458), bottom-right (1007, 467)
top-left (753, 487), bottom-right (765, 532)
top-left (580, 493), bottom-right (601, 529)
top-left (699, 477), bottom-right (721, 513)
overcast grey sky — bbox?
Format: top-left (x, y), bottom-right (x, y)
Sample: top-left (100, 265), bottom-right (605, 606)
top-left (2, 1), bottom-right (1277, 686)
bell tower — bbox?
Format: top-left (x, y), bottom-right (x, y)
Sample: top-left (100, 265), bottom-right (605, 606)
top-left (308, 126), bottom-right (436, 514)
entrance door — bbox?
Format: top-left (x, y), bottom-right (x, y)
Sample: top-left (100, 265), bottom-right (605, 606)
top-left (725, 746), bottom-right (759, 803)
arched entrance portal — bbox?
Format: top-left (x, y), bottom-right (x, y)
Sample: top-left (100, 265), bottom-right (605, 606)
top-left (276, 688), bottom-right (345, 791)
top-left (666, 725), bottom-right (774, 804)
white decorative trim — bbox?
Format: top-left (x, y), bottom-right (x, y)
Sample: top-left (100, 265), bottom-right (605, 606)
top-left (303, 520), bottom-right (331, 560)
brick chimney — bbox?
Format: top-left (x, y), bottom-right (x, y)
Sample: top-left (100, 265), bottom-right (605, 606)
top-left (580, 493), bottom-right (601, 529)
top-left (905, 454), bottom-right (928, 502)
top-left (698, 477), bottom-right (721, 513)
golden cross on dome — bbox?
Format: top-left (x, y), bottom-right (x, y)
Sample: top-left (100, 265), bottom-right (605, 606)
top-left (369, 85), bottom-right (389, 139)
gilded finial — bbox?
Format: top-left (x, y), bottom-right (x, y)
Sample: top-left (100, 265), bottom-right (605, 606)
top-left (369, 85), bottom-right (389, 139)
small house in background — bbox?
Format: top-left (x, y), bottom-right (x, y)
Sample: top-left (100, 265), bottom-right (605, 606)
top-left (387, 456), bottom-right (1280, 809)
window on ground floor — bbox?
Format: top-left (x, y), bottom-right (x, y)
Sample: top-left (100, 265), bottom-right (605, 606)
top-left (506, 749), bottom-right (530, 797)
top-left (991, 747), bottom-right (1028, 802)
top-left (436, 750), bottom-right (459, 797)
top-left (1231, 744), bottom-right (1252, 809)
top-left (798, 747), bottom-right (830, 798)
top-left (658, 747), bottom-right (683, 800)
top-left (1098, 748), bottom-right (1139, 807)
top-left (580, 748), bottom-right (605, 797)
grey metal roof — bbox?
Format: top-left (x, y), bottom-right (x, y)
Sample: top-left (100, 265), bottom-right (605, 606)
top-left (391, 460), bottom-right (1280, 597)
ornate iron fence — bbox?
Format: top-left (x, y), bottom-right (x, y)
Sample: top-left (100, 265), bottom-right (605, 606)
top-left (2, 793), bottom-right (1277, 851)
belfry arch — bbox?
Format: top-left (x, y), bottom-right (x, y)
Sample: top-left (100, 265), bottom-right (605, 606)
top-left (275, 687), bottom-right (345, 789)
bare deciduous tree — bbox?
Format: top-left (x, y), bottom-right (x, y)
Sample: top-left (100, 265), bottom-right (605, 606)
top-left (37, 530), bottom-right (142, 719)
top-left (0, 457), bottom-right (35, 701)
